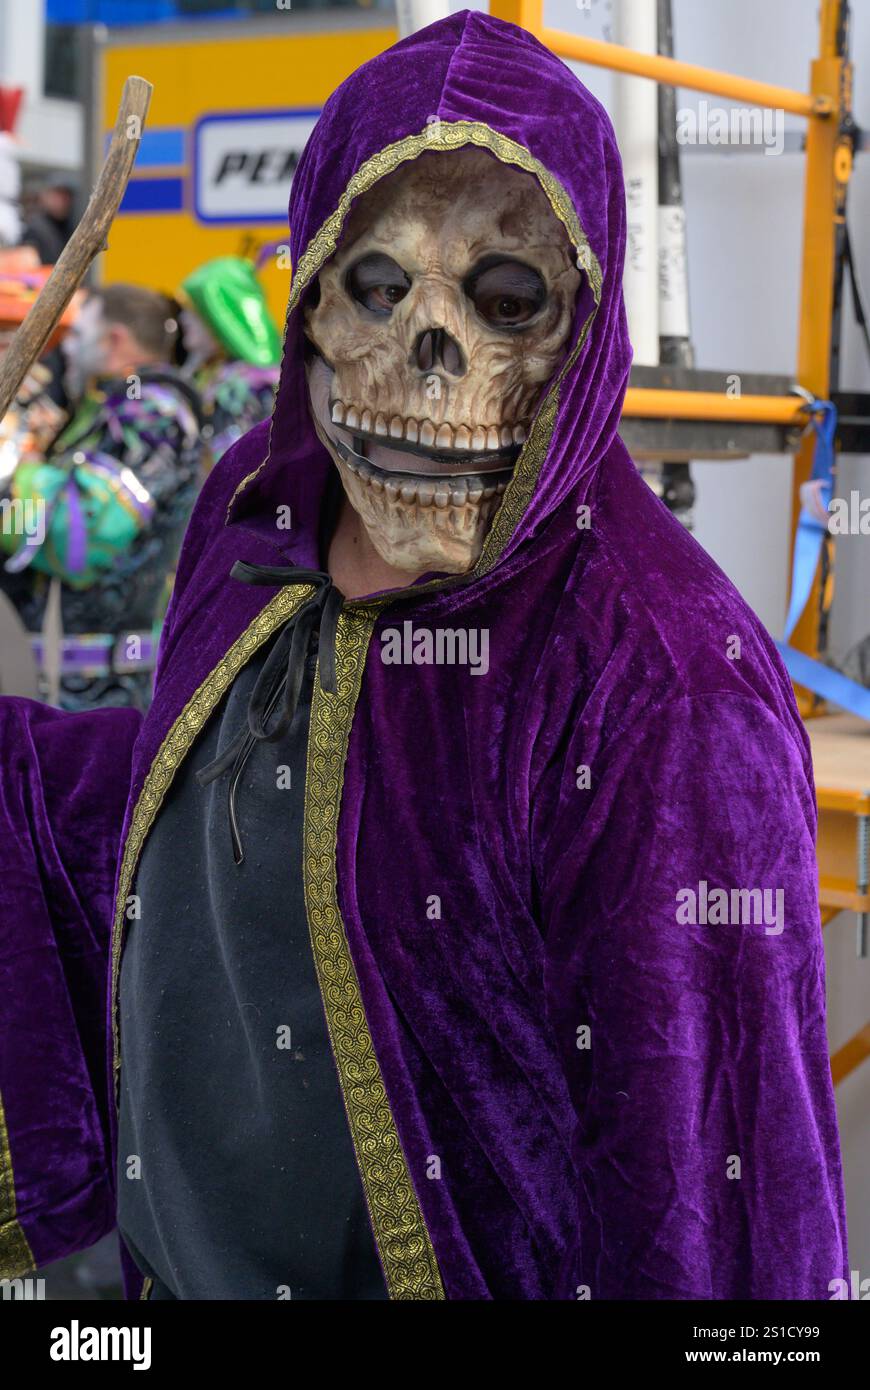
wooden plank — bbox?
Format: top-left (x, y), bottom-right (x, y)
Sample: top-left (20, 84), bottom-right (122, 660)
top-left (807, 713), bottom-right (870, 810)
top-left (831, 1022), bottom-right (870, 1086)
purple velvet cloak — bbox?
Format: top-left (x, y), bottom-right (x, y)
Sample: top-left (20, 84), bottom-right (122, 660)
top-left (0, 11), bottom-right (848, 1300)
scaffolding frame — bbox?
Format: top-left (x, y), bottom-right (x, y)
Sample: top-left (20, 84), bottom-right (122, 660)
top-left (491, 0), bottom-right (855, 675)
top-left (489, 0), bottom-right (867, 1084)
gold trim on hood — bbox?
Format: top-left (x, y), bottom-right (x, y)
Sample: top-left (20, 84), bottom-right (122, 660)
top-left (0, 1090), bottom-right (36, 1279)
top-left (287, 120), bottom-right (602, 314)
top-left (226, 118), bottom-right (603, 560)
top-left (109, 584), bottom-right (315, 1108)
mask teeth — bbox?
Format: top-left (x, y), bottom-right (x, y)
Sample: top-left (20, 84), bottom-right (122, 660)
top-left (340, 449), bottom-right (510, 508)
top-left (329, 401), bottom-right (527, 451)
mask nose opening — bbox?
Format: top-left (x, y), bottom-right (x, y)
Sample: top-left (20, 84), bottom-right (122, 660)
top-left (412, 326), bottom-right (466, 378)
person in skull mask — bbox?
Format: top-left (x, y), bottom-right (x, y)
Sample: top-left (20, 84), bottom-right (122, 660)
top-left (303, 146), bottom-right (581, 590)
top-left (0, 13), bottom-right (847, 1302)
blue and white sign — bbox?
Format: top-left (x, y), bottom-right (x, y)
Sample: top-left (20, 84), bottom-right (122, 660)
top-left (193, 109), bottom-right (321, 224)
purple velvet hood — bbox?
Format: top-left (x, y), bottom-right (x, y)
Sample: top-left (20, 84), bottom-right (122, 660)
top-left (0, 11), bottom-right (848, 1301)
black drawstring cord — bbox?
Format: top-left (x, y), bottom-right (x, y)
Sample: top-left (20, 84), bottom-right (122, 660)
top-left (196, 561), bottom-right (343, 865)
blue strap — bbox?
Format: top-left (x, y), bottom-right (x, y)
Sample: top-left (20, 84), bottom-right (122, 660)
top-left (774, 641), bottom-right (870, 721)
top-left (779, 395), bottom-right (870, 721)
top-left (783, 399), bottom-right (836, 641)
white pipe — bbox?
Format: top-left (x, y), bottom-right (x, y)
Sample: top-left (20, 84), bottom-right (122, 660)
top-left (0, 133), bottom-right (21, 247)
top-left (658, 204), bottom-right (690, 340)
top-left (396, 0), bottom-right (450, 40)
top-left (612, 0), bottom-right (659, 365)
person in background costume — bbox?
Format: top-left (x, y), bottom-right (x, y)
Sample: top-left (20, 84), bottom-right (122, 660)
top-left (179, 256), bottom-right (281, 467)
top-left (20, 177), bottom-right (76, 267)
top-left (0, 13), bottom-right (848, 1301)
top-left (0, 283), bottom-right (203, 711)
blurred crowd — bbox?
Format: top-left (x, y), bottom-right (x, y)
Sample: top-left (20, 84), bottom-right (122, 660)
top-left (0, 191), bottom-right (282, 712)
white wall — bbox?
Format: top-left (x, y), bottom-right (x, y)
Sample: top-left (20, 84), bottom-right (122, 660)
top-left (451, 0), bottom-right (870, 1288)
top-left (0, 0), bottom-right (82, 175)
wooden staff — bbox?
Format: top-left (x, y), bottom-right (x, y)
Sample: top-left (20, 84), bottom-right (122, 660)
top-left (0, 75), bottom-right (153, 420)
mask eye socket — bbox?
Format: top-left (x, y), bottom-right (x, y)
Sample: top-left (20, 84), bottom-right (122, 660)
top-left (347, 253), bottom-right (411, 315)
top-left (465, 258), bottom-right (547, 329)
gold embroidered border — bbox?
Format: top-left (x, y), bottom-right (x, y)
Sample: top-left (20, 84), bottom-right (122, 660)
top-left (287, 121), bottom-right (601, 316)
top-left (473, 304), bottom-right (596, 576)
top-left (109, 585), bottom-right (314, 1103)
top-left (109, 584), bottom-right (445, 1298)
top-left (226, 119), bottom-right (603, 525)
top-left (0, 1091), bottom-right (36, 1278)
top-left (303, 606), bottom-right (445, 1300)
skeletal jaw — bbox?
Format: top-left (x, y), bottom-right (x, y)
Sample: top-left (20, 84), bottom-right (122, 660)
top-left (330, 400), bottom-right (528, 455)
top-left (334, 446), bottom-right (507, 574)
top-left (339, 443), bottom-right (510, 506)
top-left (328, 398), bottom-right (514, 573)
top-left (307, 353), bottom-right (514, 573)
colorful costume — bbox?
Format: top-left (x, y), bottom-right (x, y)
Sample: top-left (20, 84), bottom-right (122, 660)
top-left (0, 370), bottom-right (203, 710)
top-left (0, 14), bottom-right (847, 1300)
top-left (180, 257), bottom-right (280, 465)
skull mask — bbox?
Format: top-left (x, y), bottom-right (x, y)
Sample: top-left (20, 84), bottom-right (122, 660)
top-left (304, 146), bottom-right (581, 575)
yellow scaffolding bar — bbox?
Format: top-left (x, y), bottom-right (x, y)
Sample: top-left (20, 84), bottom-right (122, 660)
top-left (789, 1), bottom-right (850, 703)
top-left (831, 1024), bottom-right (870, 1086)
top-left (622, 389), bottom-right (806, 425)
top-left (539, 28), bottom-right (832, 117)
